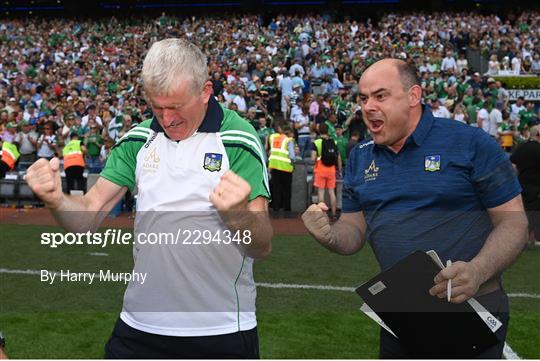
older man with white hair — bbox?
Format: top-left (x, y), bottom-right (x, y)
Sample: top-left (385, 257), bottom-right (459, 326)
top-left (26, 38), bottom-right (273, 358)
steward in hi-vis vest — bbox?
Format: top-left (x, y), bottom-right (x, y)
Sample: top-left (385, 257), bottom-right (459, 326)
top-left (268, 124), bottom-right (296, 212)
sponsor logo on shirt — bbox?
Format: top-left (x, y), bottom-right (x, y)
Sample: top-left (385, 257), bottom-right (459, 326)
top-left (364, 160), bottom-right (379, 181)
top-left (143, 148), bottom-right (160, 173)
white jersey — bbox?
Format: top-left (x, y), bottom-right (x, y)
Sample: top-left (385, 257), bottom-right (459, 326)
top-left (101, 98), bottom-right (269, 336)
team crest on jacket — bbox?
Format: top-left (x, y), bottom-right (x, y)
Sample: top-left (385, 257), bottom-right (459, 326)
top-left (203, 153), bottom-right (222, 172)
top-left (424, 155), bottom-right (441, 172)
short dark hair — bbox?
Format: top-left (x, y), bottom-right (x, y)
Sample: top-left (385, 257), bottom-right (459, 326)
top-left (319, 122), bottom-right (329, 135)
top-left (396, 61), bottom-right (421, 90)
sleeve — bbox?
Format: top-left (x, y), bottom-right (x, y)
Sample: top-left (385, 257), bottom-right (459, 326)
top-left (222, 130), bottom-right (270, 201)
top-left (309, 140), bottom-right (318, 154)
top-left (99, 138), bottom-right (142, 192)
top-left (287, 139), bottom-right (295, 159)
top-left (341, 147), bottom-right (363, 213)
top-left (470, 128), bottom-right (522, 209)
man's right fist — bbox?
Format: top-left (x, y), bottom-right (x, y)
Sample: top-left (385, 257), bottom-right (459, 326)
top-left (26, 157), bottom-right (63, 209)
top-left (301, 202), bottom-right (333, 246)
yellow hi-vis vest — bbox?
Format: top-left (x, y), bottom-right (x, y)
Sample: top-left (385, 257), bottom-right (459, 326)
top-left (62, 139), bottom-right (85, 169)
top-left (268, 133), bottom-right (294, 173)
top-left (1, 142), bottom-right (20, 170)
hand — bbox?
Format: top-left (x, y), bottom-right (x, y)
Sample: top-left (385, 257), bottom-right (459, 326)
top-left (209, 171), bottom-right (251, 212)
top-left (301, 202), bottom-right (332, 246)
top-left (429, 261), bottom-right (484, 304)
top-left (25, 157), bottom-right (63, 209)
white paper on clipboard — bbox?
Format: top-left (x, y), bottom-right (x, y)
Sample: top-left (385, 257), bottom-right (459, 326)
top-left (359, 303), bottom-right (398, 339)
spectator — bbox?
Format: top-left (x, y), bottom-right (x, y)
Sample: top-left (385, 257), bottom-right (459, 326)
top-left (36, 122), bottom-right (58, 160)
top-left (489, 102), bottom-right (504, 138)
top-left (518, 101), bottom-right (537, 131)
top-left (292, 103), bottom-right (311, 158)
top-left (477, 101), bottom-right (491, 134)
top-left (84, 124), bottom-right (104, 173)
top-left (441, 51), bottom-right (457, 73)
top-left (511, 125), bottom-right (540, 245)
top-left (431, 99), bottom-right (451, 118)
top-left (15, 120), bottom-right (38, 167)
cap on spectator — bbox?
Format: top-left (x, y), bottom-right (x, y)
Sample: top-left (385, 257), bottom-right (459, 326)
top-left (293, 83), bottom-right (302, 88)
top-left (9, 97), bottom-right (16, 102)
top-left (67, 114), bottom-right (75, 120)
top-left (473, 72), bottom-right (480, 76)
top-left (487, 77), bottom-right (496, 83)
top-left (264, 76), bottom-right (273, 82)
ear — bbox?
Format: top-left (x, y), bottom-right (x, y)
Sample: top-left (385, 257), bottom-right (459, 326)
top-left (408, 85), bottom-right (422, 107)
top-left (201, 81), bottom-right (214, 104)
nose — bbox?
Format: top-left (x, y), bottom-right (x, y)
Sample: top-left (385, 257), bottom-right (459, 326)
top-left (161, 108), bottom-right (178, 126)
top-left (363, 97), bottom-right (378, 113)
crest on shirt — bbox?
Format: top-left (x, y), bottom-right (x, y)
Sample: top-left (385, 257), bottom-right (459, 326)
top-left (203, 153), bottom-right (222, 172)
top-left (424, 155), bottom-right (441, 172)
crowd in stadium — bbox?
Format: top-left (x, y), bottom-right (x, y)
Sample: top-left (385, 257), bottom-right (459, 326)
top-left (0, 11), bottom-right (539, 175)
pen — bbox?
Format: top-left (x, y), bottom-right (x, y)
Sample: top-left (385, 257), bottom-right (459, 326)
top-left (446, 260), bottom-right (452, 302)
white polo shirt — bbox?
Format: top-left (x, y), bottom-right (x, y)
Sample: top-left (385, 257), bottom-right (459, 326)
top-left (100, 97), bottom-right (269, 336)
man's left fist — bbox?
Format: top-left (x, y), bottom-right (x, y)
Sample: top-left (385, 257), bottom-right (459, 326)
top-left (210, 171), bottom-right (251, 212)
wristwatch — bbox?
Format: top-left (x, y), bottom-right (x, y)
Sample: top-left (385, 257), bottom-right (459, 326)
top-left (0, 330), bottom-right (5, 348)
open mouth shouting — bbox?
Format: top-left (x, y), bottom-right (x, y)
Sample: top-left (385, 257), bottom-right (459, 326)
top-left (367, 116), bottom-right (385, 134)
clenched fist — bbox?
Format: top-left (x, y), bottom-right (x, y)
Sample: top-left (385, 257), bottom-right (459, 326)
top-left (301, 202), bottom-right (333, 246)
top-left (210, 171), bottom-right (251, 212)
top-left (26, 157), bottom-right (64, 209)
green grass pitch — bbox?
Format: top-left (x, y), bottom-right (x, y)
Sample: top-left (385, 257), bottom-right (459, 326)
top-left (0, 224), bottom-right (539, 358)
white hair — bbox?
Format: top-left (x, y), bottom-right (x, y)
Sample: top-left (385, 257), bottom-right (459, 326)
top-left (142, 38), bottom-right (208, 96)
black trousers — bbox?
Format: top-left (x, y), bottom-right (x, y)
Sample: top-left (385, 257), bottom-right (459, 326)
top-left (65, 166), bottom-right (85, 193)
top-left (0, 160), bottom-right (10, 179)
top-left (270, 169), bottom-right (292, 211)
top-left (104, 318), bottom-right (260, 359)
top-left (379, 289), bottom-right (509, 359)
top-left (522, 185), bottom-right (540, 238)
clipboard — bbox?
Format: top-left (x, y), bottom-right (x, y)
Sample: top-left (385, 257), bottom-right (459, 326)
top-left (355, 250), bottom-right (502, 358)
